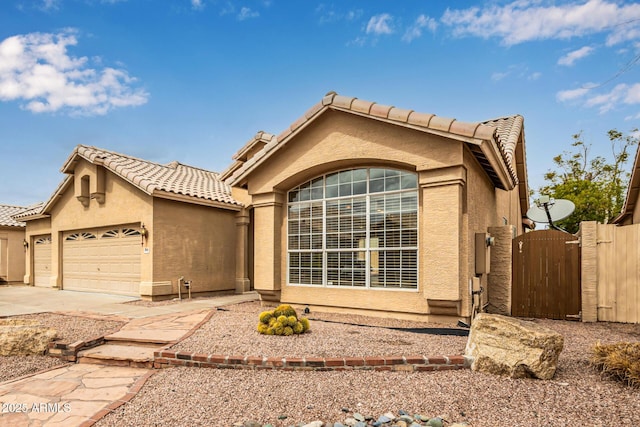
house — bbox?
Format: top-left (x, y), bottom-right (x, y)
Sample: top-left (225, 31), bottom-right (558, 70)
top-left (0, 204), bottom-right (27, 284)
top-left (612, 143), bottom-right (640, 225)
top-left (224, 92), bottom-right (530, 322)
top-left (15, 145), bottom-right (244, 298)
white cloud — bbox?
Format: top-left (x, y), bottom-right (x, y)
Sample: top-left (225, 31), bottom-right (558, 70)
top-left (0, 30), bottom-right (148, 116)
top-left (238, 7), bottom-right (259, 21)
top-left (402, 14), bottom-right (438, 43)
top-left (191, 0), bottom-right (204, 10)
top-left (529, 71), bottom-right (542, 80)
top-left (556, 86), bottom-right (591, 102)
top-left (557, 83), bottom-right (640, 114)
top-left (366, 14), bottom-right (394, 35)
top-left (40, 0), bottom-right (60, 10)
top-left (558, 46), bottom-right (595, 66)
top-left (442, 0), bottom-right (640, 46)
top-left (491, 64), bottom-right (541, 82)
top-left (492, 71), bottom-right (509, 81)
top-left (316, 5), bottom-right (362, 24)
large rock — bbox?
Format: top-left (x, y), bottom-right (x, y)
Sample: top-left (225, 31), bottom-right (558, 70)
top-left (0, 319), bottom-right (57, 356)
top-left (464, 313), bottom-right (563, 380)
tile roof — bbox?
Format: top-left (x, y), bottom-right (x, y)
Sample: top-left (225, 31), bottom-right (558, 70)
top-left (227, 92), bottom-right (523, 191)
top-left (0, 204), bottom-right (27, 227)
top-left (11, 202), bottom-right (45, 220)
top-left (220, 131), bottom-right (276, 181)
top-left (61, 145), bottom-right (241, 207)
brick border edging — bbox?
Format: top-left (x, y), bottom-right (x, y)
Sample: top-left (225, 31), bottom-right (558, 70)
top-left (152, 351), bottom-right (472, 372)
top-left (47, 336), bottom-right (106, 362)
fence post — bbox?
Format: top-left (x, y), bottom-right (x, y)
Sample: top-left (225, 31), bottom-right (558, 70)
top-left (487, 225), bottom-right (515, 316)
top-left (580, 221), bottom-right (598, 322)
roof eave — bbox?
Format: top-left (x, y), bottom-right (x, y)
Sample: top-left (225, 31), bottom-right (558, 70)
top-left (14, 213), bottom-right (51, 222)
top-left (152, 190), bottom-right (243, 211)
top-left (479, 139), bottom-right (516, 191)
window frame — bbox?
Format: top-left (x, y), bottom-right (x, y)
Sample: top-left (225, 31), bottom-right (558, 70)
top-left (286, 167), bottom-right (419, 291)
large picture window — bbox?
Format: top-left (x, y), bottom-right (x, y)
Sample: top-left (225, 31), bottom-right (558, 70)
top-left (288, 168), bottom-right (418, 289)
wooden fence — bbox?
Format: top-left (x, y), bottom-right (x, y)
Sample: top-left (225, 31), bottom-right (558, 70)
top-left (580, 222), bottom-right (640, 323)
top-left (512, 230), bottom-right (581, 320)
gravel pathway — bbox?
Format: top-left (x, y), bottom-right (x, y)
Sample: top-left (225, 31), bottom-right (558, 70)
top-left (0, 312), bottom-right (125, 383)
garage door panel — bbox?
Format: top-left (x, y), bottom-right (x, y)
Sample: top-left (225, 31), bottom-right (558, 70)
top-left (33, 236), bottom-right (52, 287)
top-left (63, 227), bottom-right (141, 295)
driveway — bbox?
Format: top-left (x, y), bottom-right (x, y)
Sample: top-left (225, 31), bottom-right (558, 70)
top-left (0, 285), bottom-right (258, 318)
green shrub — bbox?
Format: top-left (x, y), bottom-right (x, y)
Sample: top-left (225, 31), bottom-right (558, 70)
top-left (592, 342), bottom-right (640, 388)
top-left (256, 306), bottom-right (310, 336)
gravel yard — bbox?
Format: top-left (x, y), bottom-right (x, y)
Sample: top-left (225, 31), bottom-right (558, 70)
top-left (2, 302), bottom-right (639, 426)
top-left (97, 302), bottom-right (640, 427)
top-left (0, 312), bottom-right (125, 383)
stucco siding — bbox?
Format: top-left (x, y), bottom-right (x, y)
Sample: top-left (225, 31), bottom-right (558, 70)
top-left (246, 111), bottom-right (463, 195)
top-left (152, 198), bottom-right (236, 297)
top-left (48, 159), bottom-right (153, 288)
top-left (463, 148), bottom-right (497, 314)
top-left (0, 227), bottom-right (25, 283)
top-left (244, 112), bottom-right (475, 321)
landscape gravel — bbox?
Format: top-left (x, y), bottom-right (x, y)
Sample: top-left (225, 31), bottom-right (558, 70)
top-left (172, 302), bottom-right (468, 357)
top-left (0, 312), bottom-right (125, 383)
top-left (97, 302), bottom-right (640, 427)
top-left (3, 301), bottom-right (640, 426)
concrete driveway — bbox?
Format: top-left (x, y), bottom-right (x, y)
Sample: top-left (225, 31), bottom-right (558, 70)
top-left (0, 285), bottom-right (258, 318)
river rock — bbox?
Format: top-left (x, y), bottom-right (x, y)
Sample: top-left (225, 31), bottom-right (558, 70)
top-left (464, 313), bottom-right (564, 380)
top-left (0, 319), bottom-right (57, 356)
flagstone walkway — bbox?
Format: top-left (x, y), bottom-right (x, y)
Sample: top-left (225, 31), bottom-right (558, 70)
top-left (0, 290), bottom-right (257, 426)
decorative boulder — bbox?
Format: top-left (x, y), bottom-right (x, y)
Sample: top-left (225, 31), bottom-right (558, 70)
top-left (464, 313), bottom-right (564, 380)
top-left (0, 319), bottom-right (58, 356)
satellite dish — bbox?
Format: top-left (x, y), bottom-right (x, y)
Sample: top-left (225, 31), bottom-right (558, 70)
top-left (526, 196), bottom-right (575, 225)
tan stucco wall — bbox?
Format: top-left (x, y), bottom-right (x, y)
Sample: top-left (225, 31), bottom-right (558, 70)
top-left (44, 159), bottom-right (154, 289)
top-left (463, 148), bottom-right (497, 315)
top-left (0, 226), bottom-right (26, 283)
top-left (150, 198), bottom-right (237, 297)
top-left (238, 111), bottom-right (527, 322)
top-left (495, 185), bottom-right (524, 235)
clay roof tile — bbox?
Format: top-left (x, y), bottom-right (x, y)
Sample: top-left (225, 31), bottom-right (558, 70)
top-left (0, 204), bottom-right (27, 227)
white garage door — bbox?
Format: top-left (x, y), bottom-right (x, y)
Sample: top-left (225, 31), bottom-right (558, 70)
top-left (33, 236), bottom-right (52, 287)
top-left (62, 227), bottom-right (141, 295)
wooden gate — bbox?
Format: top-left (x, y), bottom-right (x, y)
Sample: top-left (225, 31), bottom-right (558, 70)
top-left (512, 229), bottom-right (581, 320)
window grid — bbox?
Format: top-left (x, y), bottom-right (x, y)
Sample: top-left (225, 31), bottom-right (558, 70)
top-left (288, 168), bottom-right (418, 290)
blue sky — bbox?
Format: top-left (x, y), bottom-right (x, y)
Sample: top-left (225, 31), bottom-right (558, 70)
top-left (1, 0), bottom-right (639, 207)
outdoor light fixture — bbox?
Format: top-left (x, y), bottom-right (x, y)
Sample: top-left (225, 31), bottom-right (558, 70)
top-left (140, 223), bottom-right (149, 239)
top-left (22, 239), bottom-right (28, 249)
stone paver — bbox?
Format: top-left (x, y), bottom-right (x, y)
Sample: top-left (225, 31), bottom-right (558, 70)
top-left (0, 364), bottom-right (150, 427)
top-left (0, 287), bottom-right (256, 427)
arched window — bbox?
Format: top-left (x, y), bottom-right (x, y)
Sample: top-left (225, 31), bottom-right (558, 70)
top-left (287, 168), bottom-right (418, 289)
